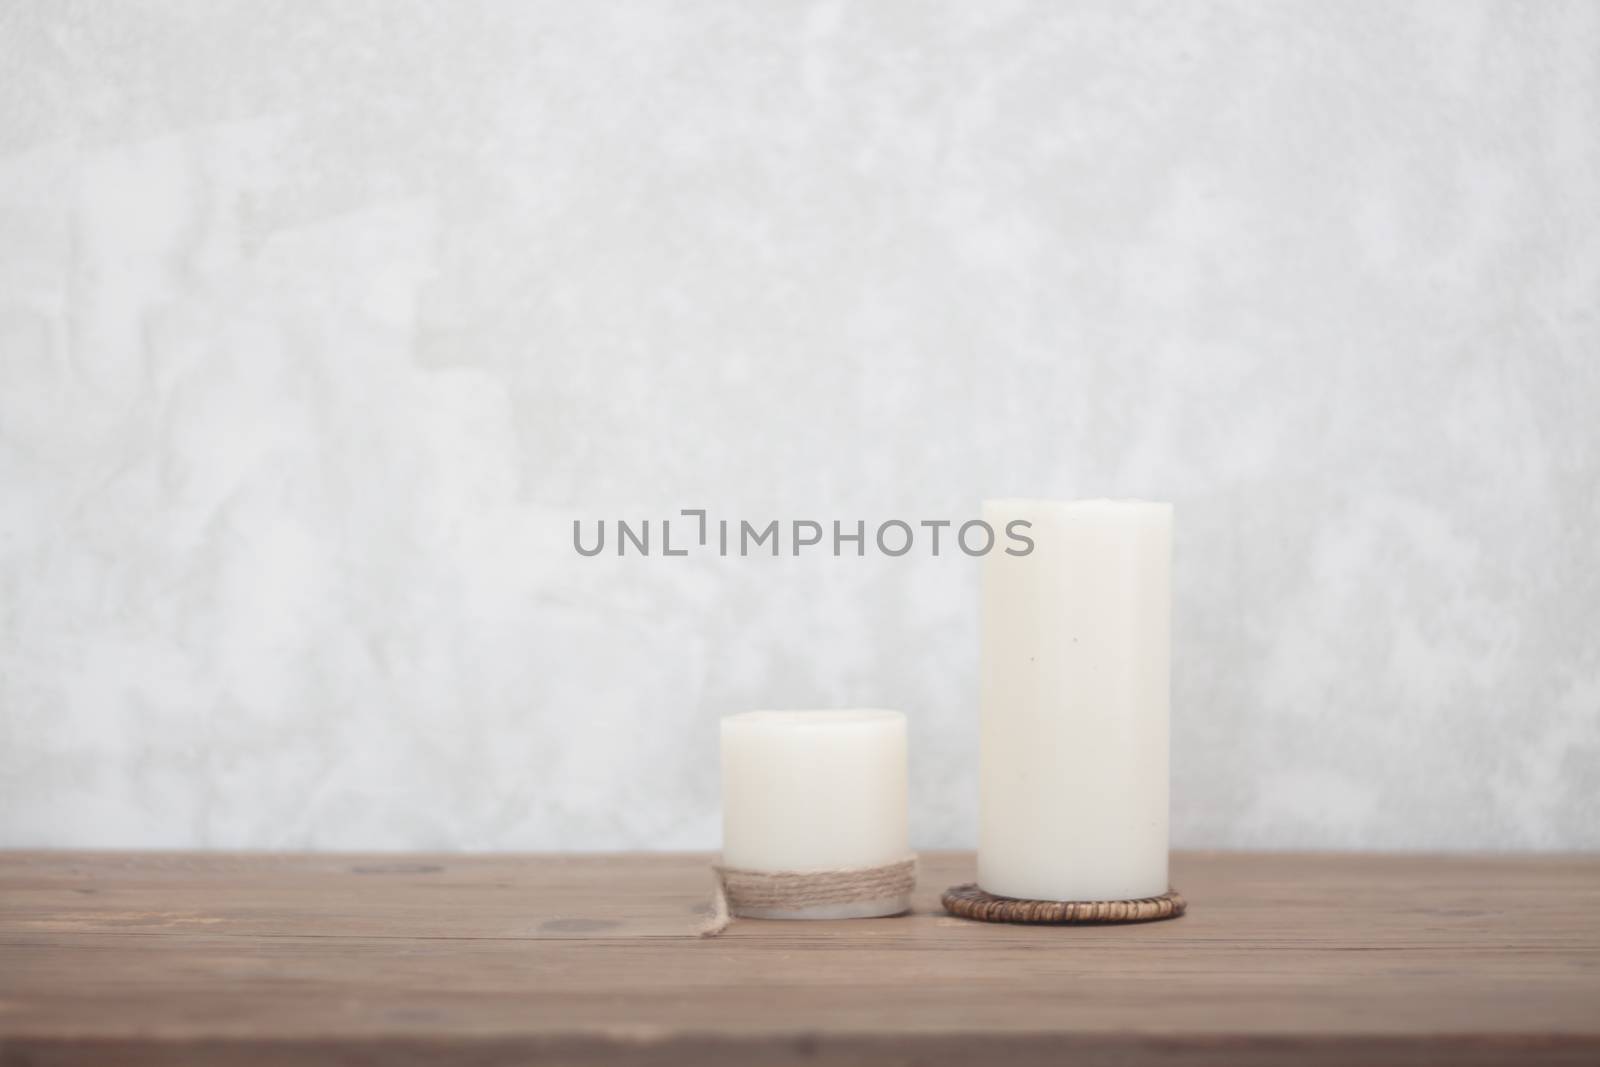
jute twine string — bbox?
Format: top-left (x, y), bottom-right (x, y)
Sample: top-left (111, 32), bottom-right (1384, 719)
top-left (700, 857), bottom-right (916, 936)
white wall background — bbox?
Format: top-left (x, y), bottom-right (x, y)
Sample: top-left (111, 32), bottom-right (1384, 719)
top-left (2, 1), bottom-right (1597, 852)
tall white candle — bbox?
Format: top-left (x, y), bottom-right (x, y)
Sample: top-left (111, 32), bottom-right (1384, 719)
top-left (721, 709), bottom-right (910, 918)
top-left (979, 498), bottom-right (1171, 902)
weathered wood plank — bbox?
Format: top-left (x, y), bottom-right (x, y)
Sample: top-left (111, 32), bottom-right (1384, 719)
top-left (2, 851), bottom-right (1597, 1065)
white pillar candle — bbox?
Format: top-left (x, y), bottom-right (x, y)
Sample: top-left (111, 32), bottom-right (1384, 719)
top-left (979, 498), bottom-right (1172, 902)
top-left (720, 709), bottom-right (910, 918)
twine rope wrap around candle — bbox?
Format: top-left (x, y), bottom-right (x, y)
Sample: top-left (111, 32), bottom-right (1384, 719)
top-left (705, 857), bottom-right (916, 932)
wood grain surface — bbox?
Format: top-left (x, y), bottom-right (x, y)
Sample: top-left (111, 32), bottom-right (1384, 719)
top-left (3, 850), bottom-right (1598, 1065)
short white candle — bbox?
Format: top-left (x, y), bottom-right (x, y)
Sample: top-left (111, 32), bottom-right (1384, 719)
top-left (979, 498), bottom-right (1172, 902)
top-left (720, 709), bottom-right (910, 918)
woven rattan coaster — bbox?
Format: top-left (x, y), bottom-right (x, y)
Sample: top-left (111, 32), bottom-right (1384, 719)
top-left (942, 884), bottom-right (1186, 924)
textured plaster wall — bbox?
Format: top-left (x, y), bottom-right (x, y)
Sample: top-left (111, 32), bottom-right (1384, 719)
top-left (2, 1), bottom-right (1597, 850)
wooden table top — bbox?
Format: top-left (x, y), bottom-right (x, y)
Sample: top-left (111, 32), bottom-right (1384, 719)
top-left (3, 850), bottom-right (1598, 1065)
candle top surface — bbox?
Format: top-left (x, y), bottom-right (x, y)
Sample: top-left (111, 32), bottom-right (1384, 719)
top-left (723, 709), bottom-right (904, 730)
